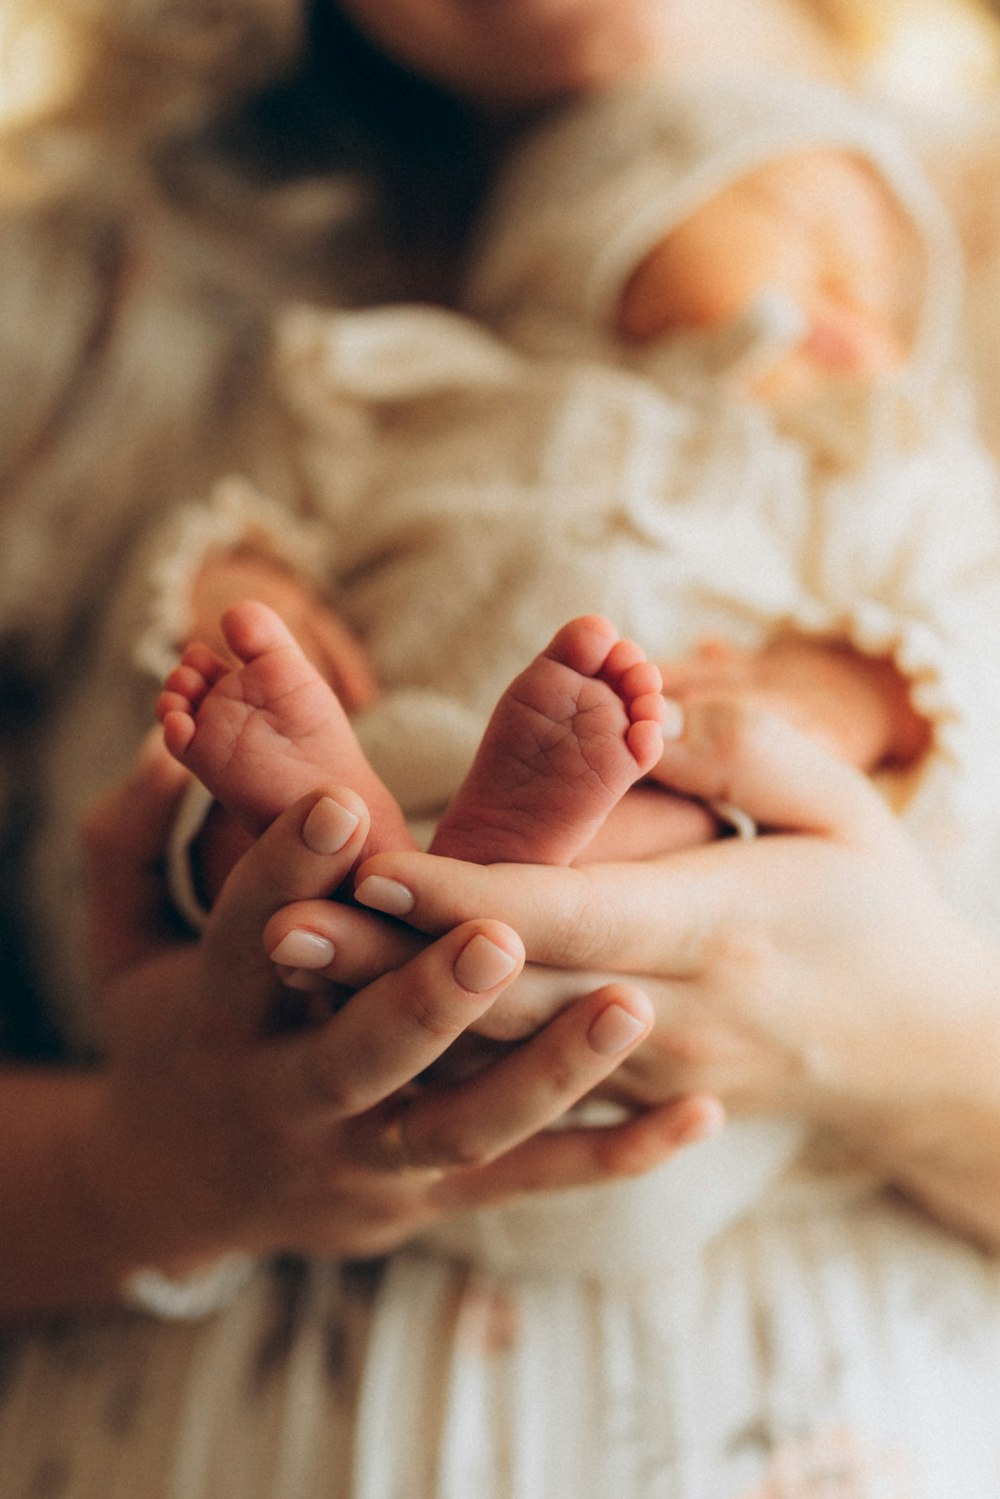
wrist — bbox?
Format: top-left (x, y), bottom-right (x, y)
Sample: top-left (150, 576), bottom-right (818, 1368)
top-left (69, 1075), bottom-right (252, 1296)
top-left (0, 1069), bottom-right (134, 1314)
top-left (72, 1088), bottom-right (259, 1318)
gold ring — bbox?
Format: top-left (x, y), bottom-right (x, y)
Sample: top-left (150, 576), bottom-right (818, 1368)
top-left (709, 798), bottom-right (758, 840)
top-left (376, 1105), bottom-right (444, 1180)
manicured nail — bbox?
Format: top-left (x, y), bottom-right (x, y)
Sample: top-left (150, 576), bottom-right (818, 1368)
top-left (355, 875), bottom-right (415, 916)
top-left (453, 934), bottom-right (518, 993)
top-left (302, 797), bottom-right (360, 855)
top-left (661, 698), bottom-right (684, 740)
top-left (588, 1003), bottom-right (648, 1056)
top-left (269, 930), bottom-right (335, 969)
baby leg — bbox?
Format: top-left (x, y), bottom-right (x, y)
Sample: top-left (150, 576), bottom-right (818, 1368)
top-left (158, 599), bottom-right (414, 853)
top-left (431, 616), bottom-right (665, 866)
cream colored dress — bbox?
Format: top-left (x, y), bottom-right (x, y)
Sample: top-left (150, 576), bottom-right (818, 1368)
top-left (5, 73), bottom-right (1000, 1499)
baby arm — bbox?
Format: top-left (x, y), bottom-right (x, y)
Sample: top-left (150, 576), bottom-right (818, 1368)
top-left (189, 548), bottom-right (377, 712)
top-left (662, 635), bottom-right (931, 772)
top-left (579, 634), bottom-right (932, 867)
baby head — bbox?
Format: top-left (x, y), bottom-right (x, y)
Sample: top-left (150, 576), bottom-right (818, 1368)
top-left (619, 144), bottom-right (913, 399)
top-left (468, 74), bottom-right (960, 401)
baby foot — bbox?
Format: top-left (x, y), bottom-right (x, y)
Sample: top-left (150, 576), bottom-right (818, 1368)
top-left (431, 616), bottom-right (666, 866)
top-left (158, 599), bottom-right (413, 852)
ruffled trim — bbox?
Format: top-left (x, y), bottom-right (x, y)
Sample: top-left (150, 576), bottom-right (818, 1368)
top-left (276, 301), bottom-right (522, 406)
top-left (165, 778), bottom-right (214, 932)
top-left (770, 598), bottom-right (983, 835)
top-left (132, 474), bottom-right (335, 681)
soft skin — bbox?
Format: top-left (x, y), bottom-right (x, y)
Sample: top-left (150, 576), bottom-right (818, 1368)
top-left (0, 0), bottom-right (843, 1319)
top-left (271, 699), bottom-right (1000, 1253)
top-left (0, 743), bottom-right (715, 1317)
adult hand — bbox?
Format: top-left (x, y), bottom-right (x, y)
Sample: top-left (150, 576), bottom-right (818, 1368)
top-left (276, 700), bottom-right (1000, 1142)
top-left (74, 741), bottom-right (716, 1284)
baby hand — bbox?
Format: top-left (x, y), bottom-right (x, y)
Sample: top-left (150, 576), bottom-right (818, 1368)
top-left (189, 550), bottom-right (378, 711)
top-left (659, 637), bottom-right (929, 773)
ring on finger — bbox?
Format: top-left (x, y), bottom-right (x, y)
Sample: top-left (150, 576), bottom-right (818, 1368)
top-left (376, 1103), bottom-right (445, 1181)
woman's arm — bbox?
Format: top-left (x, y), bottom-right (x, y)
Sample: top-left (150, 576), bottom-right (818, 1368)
top-left (0, 1069), bottom-right (122, 1313)
top-left (0, 748), bottom-right (712, 1320)
top-left (316, 699), bottom-right (1000, 1249)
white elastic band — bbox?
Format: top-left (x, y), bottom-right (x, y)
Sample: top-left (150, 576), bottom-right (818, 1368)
top-left (121, 1253), bottom-right (256, 1321)
top-left (710, 799), bottom-right (758, 839)
top-left (166, 778), bottom-right (215, 931)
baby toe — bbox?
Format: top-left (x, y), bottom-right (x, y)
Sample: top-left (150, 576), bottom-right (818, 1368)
top-left (621, 659), bottom-right (663, 701)
top-left (602, 636), bottom-right (648, 686)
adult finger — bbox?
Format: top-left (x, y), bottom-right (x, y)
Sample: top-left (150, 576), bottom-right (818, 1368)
top-left (355, 701), bottom-right (897, 946)
top-left (350, 983), bottom-right (659, 1173)
top-left (355, 838), bottom-right (766, 976)
top-left (196, 785), bottom-right (372, 1042)
top-left (263, 897), bottom-right (425, 988)
top-left (646, 696), bottom-right (899, 845)
top-left (354, 849), bottom-right (720, 972)
top-left (433, 1093), bottom-right (726, 1210)
top-left (264, 902), bottom-right (585, 1044)
top-left (349, 699), bottom-right (906, 972)
top-left (258, 918), bottom-right (524, 1117)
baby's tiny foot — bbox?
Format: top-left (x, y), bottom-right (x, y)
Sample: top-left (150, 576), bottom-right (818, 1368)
top-left (431, 615), bottom-right (665, 866)
top-left (157, 599), bottom-right (413, 851)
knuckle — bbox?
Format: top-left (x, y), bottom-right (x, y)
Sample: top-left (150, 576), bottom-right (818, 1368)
top-left (644, 1024), bottom-right (713, 1070)
top-left (552, 875), bottom-right (615, 968)
top-left (406, 980), bottom-right (464, 1043)
top-left (419, 1123), bottom-right (492, 1172)
top-left (303, 1051), bottom-right (364, 1116)
top-left (538, 1054), bottom-right (583, 1104)
top-left (703, 918), bottom-right (775, 980)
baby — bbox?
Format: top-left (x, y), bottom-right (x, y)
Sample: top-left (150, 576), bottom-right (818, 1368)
top-left (158, 604), bottom-right (668, 880)
top-left (142, 73), bottom-right (1000, 1280)
top-left (35, 72), bottom-right (1000, 1277)
top-left (153, 72), bottom-right (999, 907)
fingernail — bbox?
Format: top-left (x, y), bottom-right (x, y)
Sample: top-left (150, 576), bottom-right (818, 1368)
top-left (453, 933), bottom-right (518, 993)
top-left (588, 1003), bottom-right (648, 1056)
top-left (269, 930), bottom-right (335, 969)
top-left (303, 797), bottom-right (360, 855)
top-left (662, 698), bottom-right (684, 740)
top-left (355, 875), bottom-right (415, 916)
